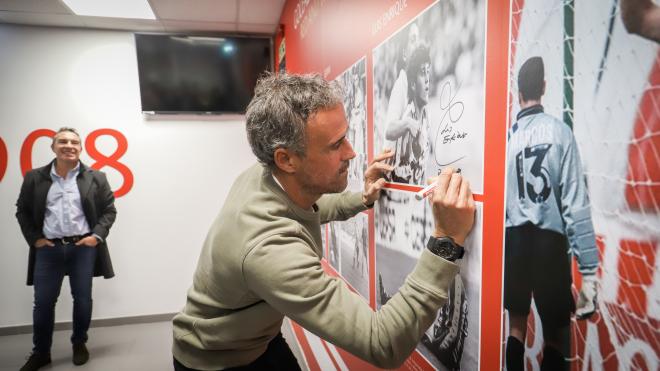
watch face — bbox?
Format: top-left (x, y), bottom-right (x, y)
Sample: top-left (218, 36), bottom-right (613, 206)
top-left (437, 240), bottom-right (454, 256)
top-left (428, 237), bottom-right (464, 260)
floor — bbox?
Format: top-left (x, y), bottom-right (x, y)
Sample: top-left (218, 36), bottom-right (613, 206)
top-left (0, 320), bottom-right (306, 371)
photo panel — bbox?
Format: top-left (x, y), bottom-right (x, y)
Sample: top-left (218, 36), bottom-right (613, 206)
top-left (372, 0), bottom-right (486, 193)
top-left (328, 212), bottom-right (370, 300)
top-left (375, 189), bottom-right (483, 371)
top-left (336, 57), bottom-right (368, 193)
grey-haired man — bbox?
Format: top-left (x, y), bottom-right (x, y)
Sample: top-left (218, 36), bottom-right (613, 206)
top-left (173, 73), bottom-right (475, 370)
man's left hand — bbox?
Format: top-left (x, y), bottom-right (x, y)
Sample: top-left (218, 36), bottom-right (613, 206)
top-left (362, 149), bottom-right (395, 206)
top-left (76, 236), bottom-right (98, 247)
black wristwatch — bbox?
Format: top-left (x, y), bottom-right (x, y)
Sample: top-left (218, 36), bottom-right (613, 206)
top-left (426, 236), bottom-right (464, 262)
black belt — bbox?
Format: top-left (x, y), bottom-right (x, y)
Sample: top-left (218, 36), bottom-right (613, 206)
top-left (52, 234), bottom-right (90, 245)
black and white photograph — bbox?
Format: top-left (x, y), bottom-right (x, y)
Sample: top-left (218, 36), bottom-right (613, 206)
top-left (372, 0), bottom-right (486, 193)
top-left (327, 212), bottom-right (370, 299)
top-left (337, 57), bottom-right (367, 192)
top-left (325, 57), bottom-right (370, 300)
top-left (375, 191), bottom-right (483, 370)
top-left (328, 222), bottom-right (341, 272)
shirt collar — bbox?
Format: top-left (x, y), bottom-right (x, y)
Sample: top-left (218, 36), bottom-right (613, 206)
top-left (516, 104), bottom-right (544, 121)
top-left (272, 174), bottom-right (285, 191)
top-left (50, 161), bottom-right (80, 179)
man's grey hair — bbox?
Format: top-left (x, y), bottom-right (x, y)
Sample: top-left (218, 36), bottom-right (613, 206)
top-left (52, 127), bottom-right (81, 145)
top-left (245, 73), bottom-right (344, 168)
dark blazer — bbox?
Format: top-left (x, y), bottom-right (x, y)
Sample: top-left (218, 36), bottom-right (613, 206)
top-left (16, 160), bottom-right (117, 285)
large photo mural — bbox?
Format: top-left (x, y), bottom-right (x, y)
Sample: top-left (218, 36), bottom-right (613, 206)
top-left (504, 0), bottom-right (659, 370)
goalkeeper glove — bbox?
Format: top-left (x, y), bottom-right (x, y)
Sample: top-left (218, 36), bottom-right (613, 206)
top-left (576, 274), bottom-right (598, 319)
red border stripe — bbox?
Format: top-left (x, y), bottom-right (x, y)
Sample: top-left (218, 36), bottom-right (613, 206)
top-left (383, 182), bottom-right (485, 202)
top-left (291, 322), bottom-right (321, 371)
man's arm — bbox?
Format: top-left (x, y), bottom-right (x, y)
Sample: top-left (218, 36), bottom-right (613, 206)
top-left (559, 134), bottom-right (600, 318)
top-left (91, 172), bottom-right (117, 240)
top-left (316, 191), bottom-right (366, 223)
top-left (621, 0), bottom-right (660, 43)
top-left (243, 235), bottom-right (459, 369)
top-left (385, 72), bottom-right (419, 140)
top-left (15, 172), bottom-right (43, 247)
top-left (559, 135), bottom-right (599, 275)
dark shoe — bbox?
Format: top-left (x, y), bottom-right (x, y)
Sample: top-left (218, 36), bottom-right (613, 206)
top-left (72, 342), bottom-right (89, 365)
top-left (20, 353), bottom-right (51, 371)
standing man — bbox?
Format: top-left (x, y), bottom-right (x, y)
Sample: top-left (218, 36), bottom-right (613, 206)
top-left (504, 57), bottom-right (600, 371)
top-left (16, 127), bottom-right (117, 371)
top-left (172, 73), bottom-right (475, 370)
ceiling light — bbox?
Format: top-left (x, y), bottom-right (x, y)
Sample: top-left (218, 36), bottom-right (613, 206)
top-left (63, 0), bottom-right (156, 20)
top-left (222, 43), bottom-right (235, 55)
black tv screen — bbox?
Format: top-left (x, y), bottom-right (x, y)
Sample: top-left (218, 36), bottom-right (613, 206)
top-left (135, 34), bottom-right (272, 114)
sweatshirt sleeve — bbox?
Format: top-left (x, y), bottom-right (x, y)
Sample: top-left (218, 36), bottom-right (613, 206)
top-left (242, 234), bottom-right (459, 369)
top-left (316, 191), bottom-right (367, 224)
top-left (560, 135), bottom-right (599, 275)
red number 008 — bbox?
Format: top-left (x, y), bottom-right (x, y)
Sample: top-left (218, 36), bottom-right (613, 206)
top-left (0, 137), bottom-right (7, 182)
top-left (0, 128), bottom-right (133, 198)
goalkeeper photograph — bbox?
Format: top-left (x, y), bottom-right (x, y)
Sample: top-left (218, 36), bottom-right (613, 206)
top-left (503, 56), bottom-right (600, 371)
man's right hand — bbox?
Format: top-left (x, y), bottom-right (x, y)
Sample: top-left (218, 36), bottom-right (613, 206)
top-left (34, 238), bottom-right (54, 248)
top-left (428, 167), bottom-right (476, 246)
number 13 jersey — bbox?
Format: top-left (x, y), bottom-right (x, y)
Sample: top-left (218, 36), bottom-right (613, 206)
top-left (505, 105), bottom-right (598, 274)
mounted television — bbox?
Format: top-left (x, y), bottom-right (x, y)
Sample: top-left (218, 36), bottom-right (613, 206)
top-left (135, 34), bottom-right (272, 114)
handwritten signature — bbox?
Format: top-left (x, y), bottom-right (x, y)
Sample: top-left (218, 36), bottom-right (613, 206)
top-left (434, 80), bottom-right (468, 166)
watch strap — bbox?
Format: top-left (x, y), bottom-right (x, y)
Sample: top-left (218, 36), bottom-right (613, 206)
top-left (426, 236), bottom-right (465, 261)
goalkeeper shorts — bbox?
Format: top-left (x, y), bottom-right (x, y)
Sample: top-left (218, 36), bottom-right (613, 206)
top-left (504, 223), bottom-right (576, 329)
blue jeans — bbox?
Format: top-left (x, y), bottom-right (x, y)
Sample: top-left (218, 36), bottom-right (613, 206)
top-left (32, 241), bottom-right (97, 354)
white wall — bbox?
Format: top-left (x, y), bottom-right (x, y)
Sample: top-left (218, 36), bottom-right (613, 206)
top-left (0, 24), bottom-right (257, 327)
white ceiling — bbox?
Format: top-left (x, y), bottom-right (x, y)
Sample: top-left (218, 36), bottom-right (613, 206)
top-left (0, 0), bottom-right (286, 34)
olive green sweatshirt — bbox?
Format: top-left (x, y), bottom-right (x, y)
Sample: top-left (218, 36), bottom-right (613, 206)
top-left (172, 163), bottom-right (459, 370)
